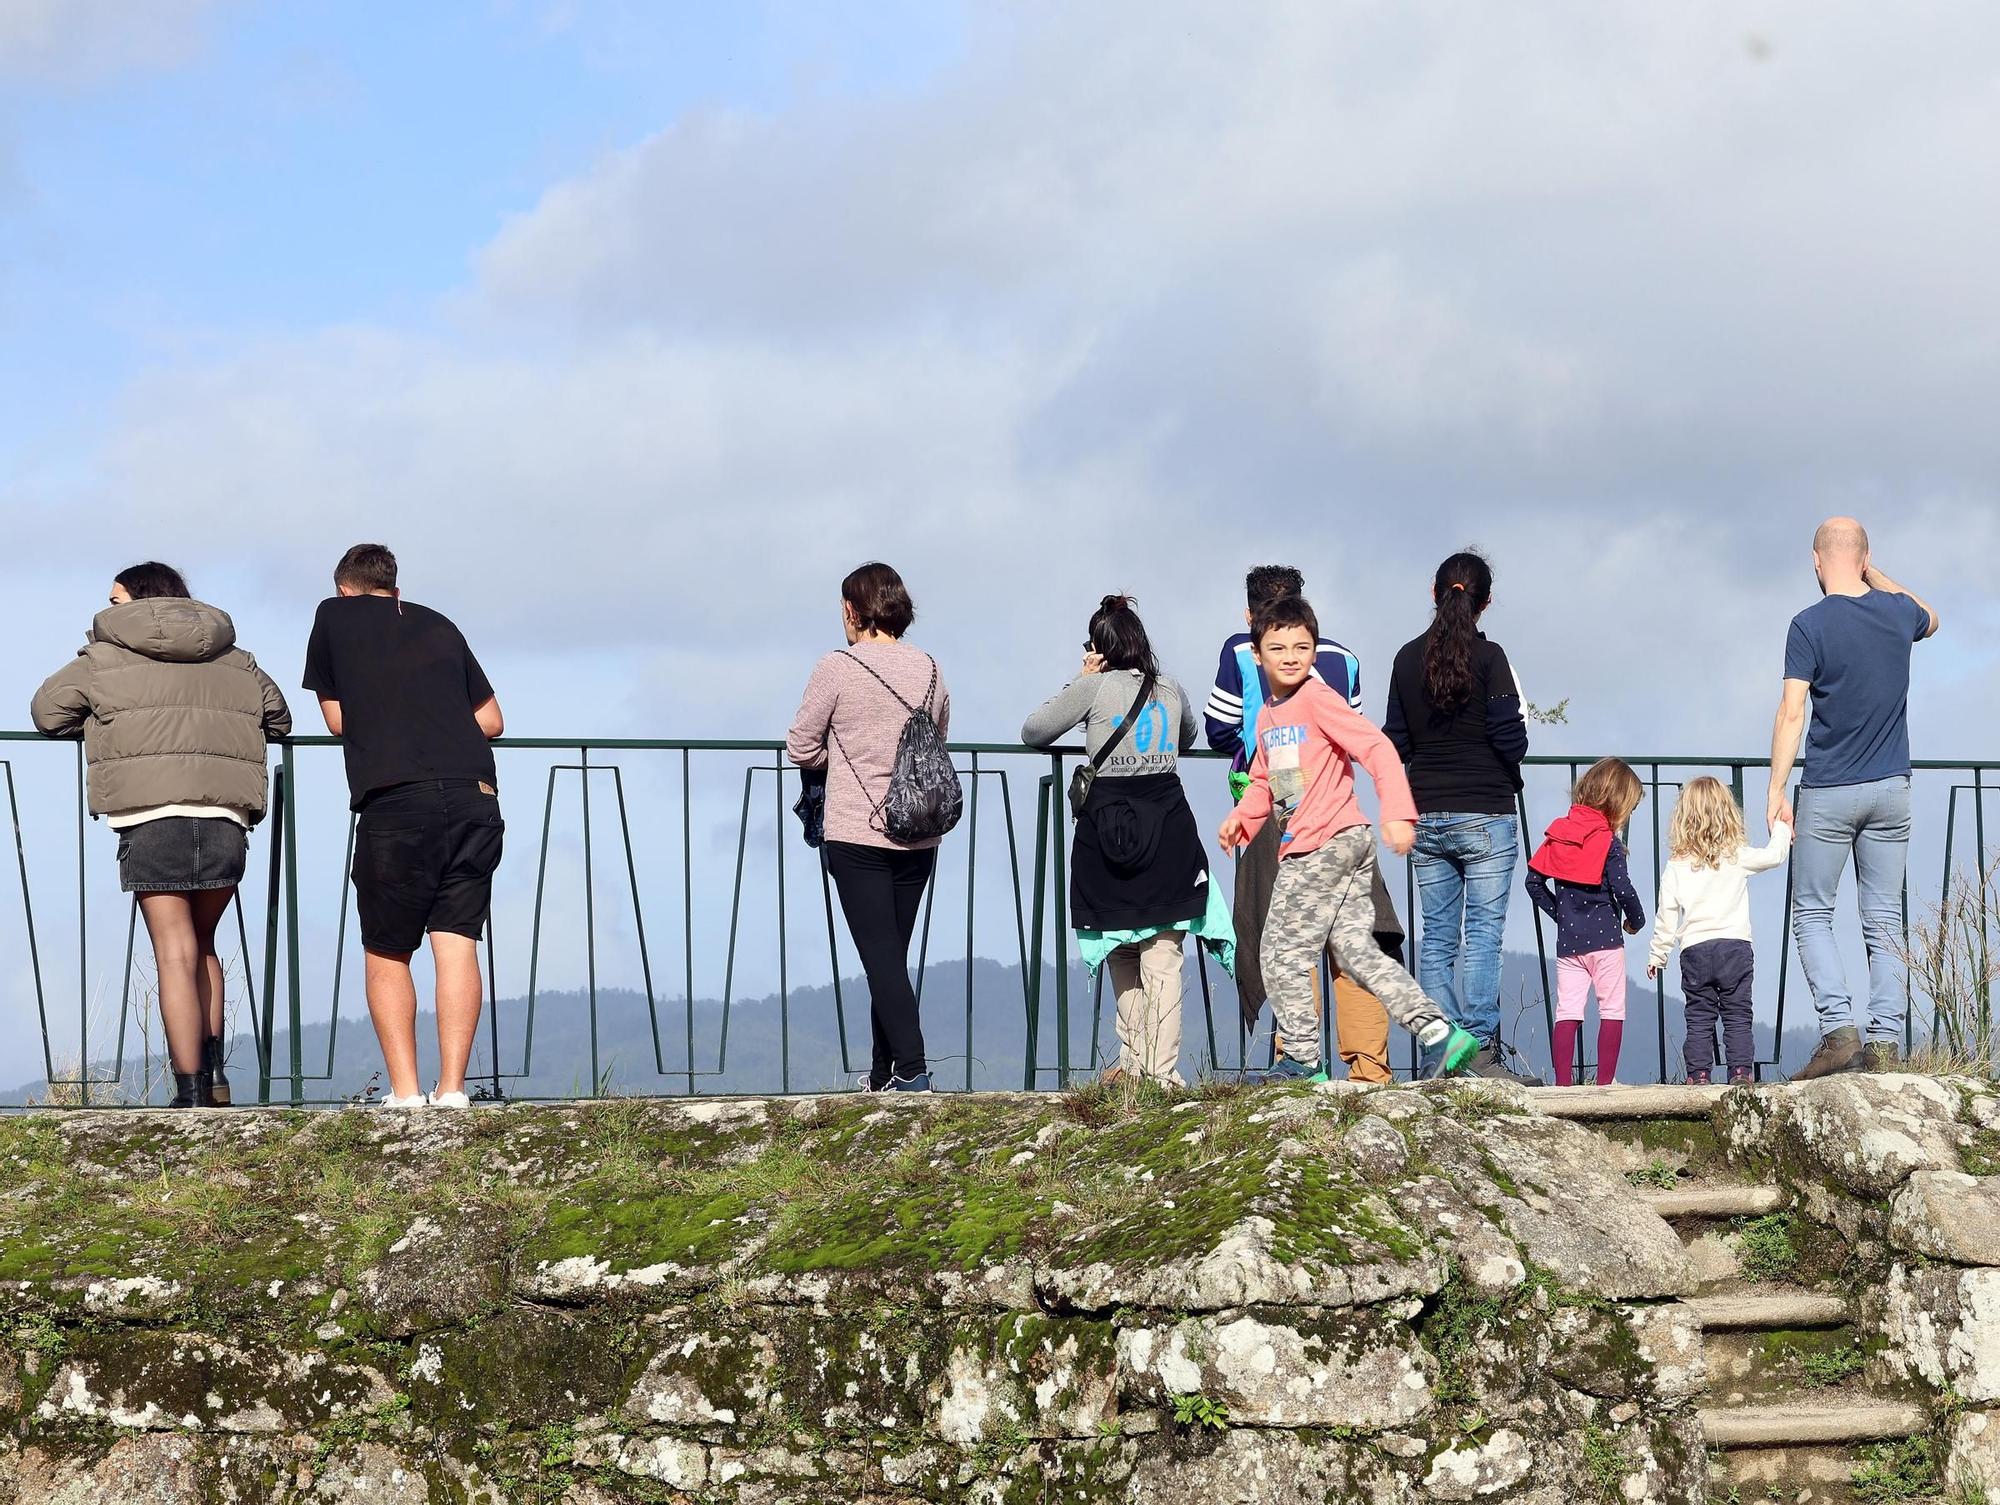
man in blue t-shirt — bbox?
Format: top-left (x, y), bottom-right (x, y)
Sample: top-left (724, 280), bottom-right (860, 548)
top-left (1767, 518), bottom-right (1939, 1080)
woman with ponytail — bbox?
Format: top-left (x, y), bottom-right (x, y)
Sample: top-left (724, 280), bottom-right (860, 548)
top-left (1022, 595), bottom-right (1234, 1085)
top-left (1382, 550), bottom-right (1531, 1078)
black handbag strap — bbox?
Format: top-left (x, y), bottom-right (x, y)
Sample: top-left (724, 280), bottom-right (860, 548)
top-left (1089, 671), bottom-right (1156, 773)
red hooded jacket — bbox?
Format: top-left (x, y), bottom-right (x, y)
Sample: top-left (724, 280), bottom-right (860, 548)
top-left (1529, 804), bottom-right (1616, 886)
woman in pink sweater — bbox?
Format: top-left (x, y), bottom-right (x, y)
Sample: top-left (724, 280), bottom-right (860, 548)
top-left (786, 563), bottom-right (952, 1092)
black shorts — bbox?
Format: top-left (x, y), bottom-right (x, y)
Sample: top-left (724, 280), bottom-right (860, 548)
top-left (117, 816), bottom-right (248, 894)
top-left (352, 781), bottom-right (504, 954)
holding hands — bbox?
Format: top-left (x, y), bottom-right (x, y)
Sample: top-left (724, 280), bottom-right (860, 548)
top-left (1380, 819), bottom-right (1415, 856)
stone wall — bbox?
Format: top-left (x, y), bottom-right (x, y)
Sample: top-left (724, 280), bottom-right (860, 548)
top-left (0, 1082), bottom-right (1714, 1503)
top-left (1, 1073), bottom-right (1995, 1504)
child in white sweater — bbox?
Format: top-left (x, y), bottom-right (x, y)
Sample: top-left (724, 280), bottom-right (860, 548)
top-left (1648, 777), bottom-right (1793, 1084)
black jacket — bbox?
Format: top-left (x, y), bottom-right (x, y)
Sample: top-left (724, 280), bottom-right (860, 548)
top-left (1070, 771), bottom-right (1211, 932)
top-left (1383, 630), bottom-right (1529, 817)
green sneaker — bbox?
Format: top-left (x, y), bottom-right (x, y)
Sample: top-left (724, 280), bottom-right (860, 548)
top-left (1439, 1026), bottom-right (1482, 1077)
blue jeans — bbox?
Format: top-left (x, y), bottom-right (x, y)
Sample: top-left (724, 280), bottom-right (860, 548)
top-left (1791, 776), bottom-right (1910, 1042)
top-left (1411, 813), bottom-right (1519, 1044)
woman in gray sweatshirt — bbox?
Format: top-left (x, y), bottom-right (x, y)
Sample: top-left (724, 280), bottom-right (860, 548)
top-left (1022, 595), bottom-right (1233, 1086)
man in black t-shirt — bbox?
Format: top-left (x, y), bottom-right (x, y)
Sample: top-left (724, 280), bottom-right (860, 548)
top-left (303, 543), bottom-right (505, 1110)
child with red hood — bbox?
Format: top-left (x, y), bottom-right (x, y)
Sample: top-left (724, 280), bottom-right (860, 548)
top-left (1526, 759), bottom-right (1647, 1085)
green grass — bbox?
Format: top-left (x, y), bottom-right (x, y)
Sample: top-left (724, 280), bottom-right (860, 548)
top-left (1735, 1212), bottom-right (1799, 1283)
top-left (1852, 1436), bottom-right (1940, 1503)
top-left (1624, 1158), bottom-right (1680, 1190)
top-left (1797, 1345), bottom-right (1868, 1388)
top-left (1580, 1421), bottom-right (1626, 1503)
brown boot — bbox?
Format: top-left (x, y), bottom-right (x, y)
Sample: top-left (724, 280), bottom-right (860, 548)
top-left (1860, 1041), bottom-right (1901, 1074)
top-left (1793, 1026), bottom-right (1862, 1081)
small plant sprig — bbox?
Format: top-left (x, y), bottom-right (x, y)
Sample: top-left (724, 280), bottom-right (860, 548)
top-left (1169, 1393), bottom-right (1230, 1431)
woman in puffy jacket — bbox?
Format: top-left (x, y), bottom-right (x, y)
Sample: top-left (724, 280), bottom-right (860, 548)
top-left (31, 562), bottom-right (292, 1108)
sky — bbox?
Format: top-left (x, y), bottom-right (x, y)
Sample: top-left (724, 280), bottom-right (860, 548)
top-left (1, 1), bottom-right (1996, 1091)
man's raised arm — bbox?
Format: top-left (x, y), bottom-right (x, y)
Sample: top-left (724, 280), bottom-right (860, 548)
top-left (1864, 563), bottom-right (1941, 639)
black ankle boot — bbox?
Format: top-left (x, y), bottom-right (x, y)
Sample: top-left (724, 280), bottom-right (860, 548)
top-left (204, 1036), bottom-right (232, 1106)
top-left (168, 1068), bottom-right (216, 1109)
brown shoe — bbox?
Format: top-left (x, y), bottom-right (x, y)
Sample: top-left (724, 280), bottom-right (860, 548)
top-left (1860, 1041), bottom-right (1901, 1074)
top-left (1793, 1026), bottom-right (1862, 1081)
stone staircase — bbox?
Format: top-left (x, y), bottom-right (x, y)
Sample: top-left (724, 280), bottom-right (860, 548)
top-left (1538, 1085), bottom-right (1933, 1504)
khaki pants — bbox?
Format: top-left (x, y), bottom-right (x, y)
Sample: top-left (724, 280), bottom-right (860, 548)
top-left (1108, 932), bottom-right (1186, 1085)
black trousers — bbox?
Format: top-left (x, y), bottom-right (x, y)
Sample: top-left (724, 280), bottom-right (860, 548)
top-left (825, 841), bottom-right (937, 1084)
top-left (1681, 938), bottom-right (1755, 1074)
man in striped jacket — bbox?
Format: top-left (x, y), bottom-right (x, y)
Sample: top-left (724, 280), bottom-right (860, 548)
top-left (1204, 565), bottom-right (1398, 1082)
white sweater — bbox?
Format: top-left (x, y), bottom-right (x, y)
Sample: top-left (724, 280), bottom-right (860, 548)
top-left (1648, 824), bottom-right (1794, 969)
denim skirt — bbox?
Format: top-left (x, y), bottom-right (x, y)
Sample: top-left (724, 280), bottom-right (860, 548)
top-left (116, 817), bottom-right (248, 894)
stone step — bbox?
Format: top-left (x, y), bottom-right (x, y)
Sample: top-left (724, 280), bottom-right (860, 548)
top-left (1684, 1292), bottom-right (1849, 1330)
top-left (1710, 1441), bottom-right (1882, 1505)
top-left (1641, 1183), bottom-right (1785, 1220)
top-left (1533, 1084), bottom-right (1727, 1120)
top-left (1701, 1399), bottom-right (1930, 1447)
top-left (1703, 1326), bottom-right (1869, 1407)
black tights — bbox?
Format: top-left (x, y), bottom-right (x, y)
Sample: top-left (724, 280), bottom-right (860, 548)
top-left (825, 841), bottom-right (935, 1084)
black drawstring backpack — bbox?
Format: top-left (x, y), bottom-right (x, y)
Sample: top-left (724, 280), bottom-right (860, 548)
top-left (830, 651), bottom-right (964, 844)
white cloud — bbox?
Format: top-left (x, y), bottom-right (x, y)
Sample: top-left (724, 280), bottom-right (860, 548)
top-left (16, 0), bottom-right (2000, 756)
top-left (0, 0), bottom-right (225, 83)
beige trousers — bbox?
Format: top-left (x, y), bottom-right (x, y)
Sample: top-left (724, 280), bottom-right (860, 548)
top-left (1107, 932), bottom-right (1186, 1085)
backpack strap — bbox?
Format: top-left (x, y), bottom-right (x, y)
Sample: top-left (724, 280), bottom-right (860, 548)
top-left (825, 649), bottom-right (940, 836)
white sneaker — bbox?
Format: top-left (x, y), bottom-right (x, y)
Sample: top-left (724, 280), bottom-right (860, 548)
top-left (379, 1092), bottom-right (428, 1109)
top-left (429, 1088), bottom-right (471, 1109)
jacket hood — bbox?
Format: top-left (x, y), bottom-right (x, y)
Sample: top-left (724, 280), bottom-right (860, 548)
top-left (1529, 803), bottom-right (1615, 885)
top-left (89, 599), bottom-right (238, 664)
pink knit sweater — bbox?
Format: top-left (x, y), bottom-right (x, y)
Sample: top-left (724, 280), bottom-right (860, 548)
top-left (786, 642), bottom-right (952, 850)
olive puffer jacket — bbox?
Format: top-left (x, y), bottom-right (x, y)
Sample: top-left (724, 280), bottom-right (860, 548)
top-left (30, 599), bottom-right (292, 823)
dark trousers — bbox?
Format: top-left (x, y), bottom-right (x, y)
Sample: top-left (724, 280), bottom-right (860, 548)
top-left (825, 841), bottom-right (936, 1084)
top-left (1681, 938), bottom-right (1755, 1074)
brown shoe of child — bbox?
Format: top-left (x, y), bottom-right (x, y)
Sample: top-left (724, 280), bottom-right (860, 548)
top-left (1859, 1041), bottom-right (1901, 1074)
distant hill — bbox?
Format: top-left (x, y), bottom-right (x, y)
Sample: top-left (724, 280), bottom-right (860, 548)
top-left (4, 950), bottom-right (1837, 1105)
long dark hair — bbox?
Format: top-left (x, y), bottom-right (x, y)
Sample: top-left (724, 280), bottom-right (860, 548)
top-left (114, 561), bottom-right (190, 600)
top-left (1088, 594), bottom-right (1159, 681)
top-left (1423, 550), bottom-right (1493, 712)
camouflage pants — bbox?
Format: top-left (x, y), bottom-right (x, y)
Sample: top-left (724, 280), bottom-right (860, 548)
top-left (1264, 828), bottom-right (1447, 1066)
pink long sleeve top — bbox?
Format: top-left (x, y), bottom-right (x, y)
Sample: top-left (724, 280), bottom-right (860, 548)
top-left (1233, 677), bottom-right (1418, 857)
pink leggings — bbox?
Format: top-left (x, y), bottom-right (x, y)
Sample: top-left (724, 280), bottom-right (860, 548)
top-left (1556, 949), bottom-right (1627, 1022)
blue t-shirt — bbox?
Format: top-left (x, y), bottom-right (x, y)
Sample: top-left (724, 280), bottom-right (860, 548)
top-left (1783, 590), bottom-right (1928, 789)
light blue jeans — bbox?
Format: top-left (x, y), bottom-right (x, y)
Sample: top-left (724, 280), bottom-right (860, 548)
top-left (1411, 812), bottom-right (1519, 1045)
top-left (1791, 775), bottom-right (1911, 1042)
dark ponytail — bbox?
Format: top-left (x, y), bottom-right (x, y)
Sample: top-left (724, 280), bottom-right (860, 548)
top-left (1423, 550), bottom-right (1493, 712)
top-left (1087, 594), bottom-right (1159, 681)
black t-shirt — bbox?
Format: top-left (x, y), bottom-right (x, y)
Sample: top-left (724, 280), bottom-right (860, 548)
top-left (1383, 630), bottom-right (1529, 817)
top-left (302, 596), bottom-right (498, 808)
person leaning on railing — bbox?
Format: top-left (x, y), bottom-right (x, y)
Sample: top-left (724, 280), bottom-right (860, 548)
top-left (786, 562), bottom-right (950, 1094)
top-left (1021, 594), bottom-right (1235, 1088)
top-left (30, 562), bottom-right (292, 1108)
top-left (303, 543), bottom-right (506, 1111)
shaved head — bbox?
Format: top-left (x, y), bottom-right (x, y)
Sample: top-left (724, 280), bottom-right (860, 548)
top-left (1813, 516), bottom-right (1870, 561)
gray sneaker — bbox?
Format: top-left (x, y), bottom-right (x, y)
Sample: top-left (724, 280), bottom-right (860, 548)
top-left (1792, 1026), bottom-right (1862, 1082)
top-left (1467, 1043), bottom-right (1544, 1087)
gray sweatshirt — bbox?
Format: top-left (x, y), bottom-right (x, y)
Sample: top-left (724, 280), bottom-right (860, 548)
top-left (1021, 670), bottom-right (1199, 777)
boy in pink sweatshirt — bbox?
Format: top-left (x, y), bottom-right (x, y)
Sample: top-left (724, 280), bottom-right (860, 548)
top-left (1219, 596), bottom-right (1481, 1082)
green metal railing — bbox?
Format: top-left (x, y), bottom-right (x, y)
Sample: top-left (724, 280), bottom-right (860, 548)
top-left (2, 729), bottom-right (1993, 1104)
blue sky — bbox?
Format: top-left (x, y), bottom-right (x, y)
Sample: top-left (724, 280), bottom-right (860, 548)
top-left (2, 2), bottom-right (1996, 1092)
